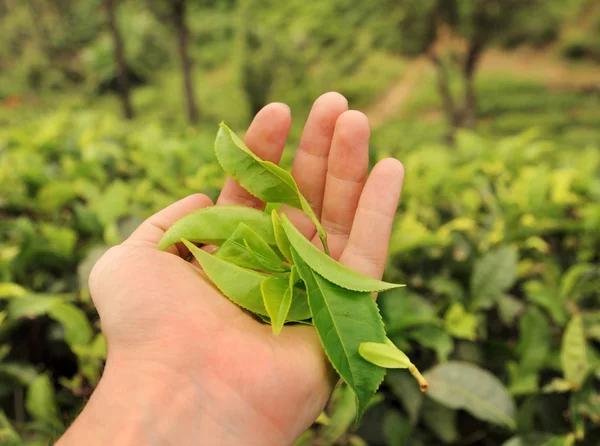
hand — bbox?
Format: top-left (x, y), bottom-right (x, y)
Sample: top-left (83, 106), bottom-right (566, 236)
top-left (58, 93), bottom-right (405, 445)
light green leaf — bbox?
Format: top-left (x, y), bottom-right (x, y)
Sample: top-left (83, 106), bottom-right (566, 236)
top-left (271, 210), bottom-right (293, 263)
top-left (386, 371), bottom-right (423, 425)
top-left (292, 249), bottom-right (385, 418)
top-left (158, 206), bottom-right (276, 251)
top-left (0, 410), bottom-right (20, 443)
top-left (560, 314), bottom-right (588, 387)
top-left (26, 374), bottom-right (63, 431)
top-left (261, 276), bottom-right (292, 335)
top-left (502, 434), bottom-right (554, 446)
top-left (282, 214), bottom-right (402, 292)
top-left (559, 264), bottom-right (593, 301)
top-left (380, 288), bottom-right (438, 332)
top-left (497, 294), bottom-right (526, 326)
top-left (0, 283), bottom-right (27, 299)
top-left (382, 410), bottom-right (413, 446)
top-left (542, 378), bottom-right (573, 393)
top-left (421, 398), bottom-right (458, 444)
top-left (359, 338), bottom-right (428, 392)
top-left (7, 295), bottom-right (63, 319)
top-left (424, 361), bottom-right (517, 429)
top-left (321, 384), bottom-right (357, 443)
top-left (470, 246), bottom-right (518, 310)
top-left (444, 303), bottom-right (478, 341)
top-left (516, 307), bottom-right (550, 373)
top-left (0, 362), bottom-right (39, 385)
top-left (183, 239), bottom-right (268, 316)
top-left (215, 124), bottom-right (329, 253)
top-left (215, 222), bottom-right (287, 272)
top-left (407, 325), bottom-right (454, 362)
top-left (48, 302), bottom-right (93, 347)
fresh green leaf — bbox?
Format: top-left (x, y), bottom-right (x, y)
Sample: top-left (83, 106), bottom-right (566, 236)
top-left (215, 222), bottom-right (287, 272)
top-left (271, 210), bottom-right (293, 263)
top-left (501, 434), bottom-right (555, 446)
top-left (48, 302), bottom-right (93, 347)
top-left (424, 361), bottom-right (517, 429)
top-left (497, 294), bottom-right (526, 326)
top-left (8, 295), bottom-right (63, 319)
top-left (215, 124), bottom-right (329, 253)
top-left (158, 206), bottom-right (276, 251)
top-left (261, 276), bottom-right (292, 335)
top-left (386, 371), bottom-right (423, 425)
top-left (282, 214), bottom-right (402, 292)
top-left (382, 410), bottom-right (413, 446)
top-left (444, 303), bottom-right (478, 341)
top-left (421, 398), bottom-right (458, 444)
top-left (321, 384), bottom-right (357, 444)
top-left (359, 338), bottom-right (428, 391)
top-left (406, 325), bottom-right (454, 362)
top-left (26, 374), bottom-right (63, 431)
top-left (292, 249), bottom-right (386, 418)
top-left (542, 378), bottom-right (573, 393)
top-left (0, 283), bottom-right (27, 299)
top-left (0, 410), bottom-right (20, 443)
top-left (380, 289), bottom-right (438, 332)
top-left (470, 246), bottom-right (518, 310)
top-left (560, 314), bottom-right (588, 387)
top-left (183, 239), bottom-right (268, 316)
top-left (516, 307), bottom-right (550, 373)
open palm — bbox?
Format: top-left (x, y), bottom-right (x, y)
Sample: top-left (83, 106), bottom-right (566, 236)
top-left (77, 93), bottom-right (404, 445)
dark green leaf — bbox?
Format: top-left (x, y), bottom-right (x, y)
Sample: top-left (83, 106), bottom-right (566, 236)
top-left (292, 249), bottom-right (386, 418)
top-left (470, 246), bottom-right (518, 310)
top-left (424, 361), bottom-right (517, 429)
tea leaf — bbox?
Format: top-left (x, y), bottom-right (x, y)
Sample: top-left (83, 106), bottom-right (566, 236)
top-left (158, 206), bottom-right (276, 251)
top-left (281, 214), bottom-right (402, 292)
top-left (421, 398), bottom-right (458, 444)
top-left (359, 338), bottom-right (429, 391)
top-left (261, 276), bottom-right (293, 335)
top-left (470, 246), bottom-right (518, 311)
top-left (183, 239), bottom-right (268, 316)
top-left (424, 361), bottom-right (517, 429)
top-left (560, 314), bottom-right (588, 387)
top-left (0, 410), bottom-right (20, 443)
top-left (215, 124), bottom-right (329, 253)
top-left (444, 303), bottom-right (478, 340)
top-left (215, 222), bottom-right (288, 272)
top-left (291, 249), bottom-right (386, 418)
top-left (287, 267), bottom-right (311, 321)
top-left (48, 302), bottom-right (93, 347)
top-left (26, 374), bottom-right (63, 431)
top-left (271, 210), bottom-right (293, 263)
top-left (516, 307), bottom-right (550, 373)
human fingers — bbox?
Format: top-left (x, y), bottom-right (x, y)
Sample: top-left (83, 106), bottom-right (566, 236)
top-left (279, 92), bottom-right (348, 237)
top-left (311, 110), bottom-right (369, 259)
top-left (338, 158), bottom-right (404, 279)
top-left (216, 103), bottom-right (291, 209)
top-left (124, 194), bottom-right (214, 256)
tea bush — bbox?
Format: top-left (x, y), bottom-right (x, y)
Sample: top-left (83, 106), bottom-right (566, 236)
top-left (0, 111), bottom-right (599, 445)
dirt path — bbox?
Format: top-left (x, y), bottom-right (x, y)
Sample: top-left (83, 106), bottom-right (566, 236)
top-left (366, 49), bottom-right (600, 127)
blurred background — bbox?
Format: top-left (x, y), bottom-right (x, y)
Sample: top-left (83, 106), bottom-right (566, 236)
top-left (0, 0), bottom-right (599, 445)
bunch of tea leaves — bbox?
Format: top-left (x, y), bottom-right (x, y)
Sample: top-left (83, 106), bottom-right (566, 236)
top-left (158, 123), bottom-right (428, 417)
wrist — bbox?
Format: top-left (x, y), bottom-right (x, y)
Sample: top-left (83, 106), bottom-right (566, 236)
top-left (59, 350), bottom-right (290, 446)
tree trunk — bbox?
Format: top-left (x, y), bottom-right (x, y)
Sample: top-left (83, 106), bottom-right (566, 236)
top-left (105, 0), bottom-right (134, 119)
top-left (462, 39), bottom-right (483, 128)
top-left (172, 0), bottom-right (199, 125)
top-left (429, 53), bottom-right (459, 143)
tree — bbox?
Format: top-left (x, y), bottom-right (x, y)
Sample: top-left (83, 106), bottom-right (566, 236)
top-left (391, 0), bottom-right (560, 138)
top-left (104, 0), bottom-right (134, 119)
top-left (147, 0), bottom-right (199, 125)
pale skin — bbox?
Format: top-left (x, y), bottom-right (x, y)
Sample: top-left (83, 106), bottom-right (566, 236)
top-left (57, 92), bottom-right (405, 446)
